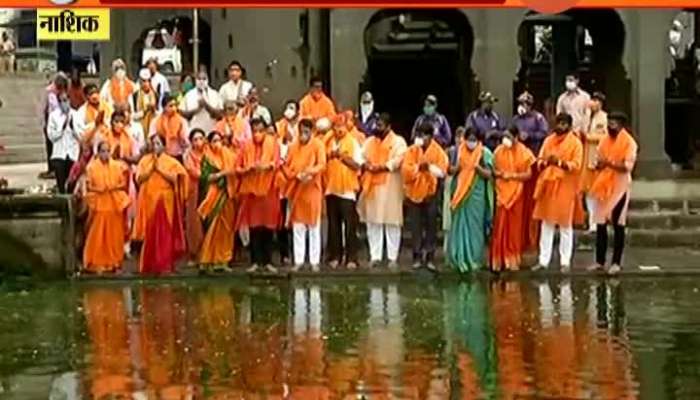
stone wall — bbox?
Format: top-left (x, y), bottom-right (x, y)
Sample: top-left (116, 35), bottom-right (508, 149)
top-left (0, 195), bottom-right (75, 278)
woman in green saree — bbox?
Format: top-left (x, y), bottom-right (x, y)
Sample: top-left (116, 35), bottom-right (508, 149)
top-left (447, 128), bottom-right (495, 273)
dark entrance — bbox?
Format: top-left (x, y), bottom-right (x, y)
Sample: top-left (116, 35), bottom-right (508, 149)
top-left (361, 10), bottom-right (476, 140)
top-left (514, 9), bottom-right (630, 122)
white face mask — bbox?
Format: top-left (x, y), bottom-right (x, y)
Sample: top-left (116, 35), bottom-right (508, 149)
top-left (283, 107), bottom-right (296, 120)
top-left (565, 80), bottom-right (577, 91)
top-left (466, 140), bottom-right (478, 151)
top-left (414, 137), bottom-right (424, 147)
top-left (196, 79), bottom-right (208, 90)
top-left (517, 105), bottom-right (527, 116)
top-left (115, 69), bottom-right (126, 80)
top-left (360, 102), bottom-right (373, 116)
top-left (502, 137), bottom-right (513, 148)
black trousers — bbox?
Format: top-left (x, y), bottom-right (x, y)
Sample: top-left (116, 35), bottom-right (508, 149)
top-left (50, 158), bottom-right (74, 194)
top-left (596, 194), bottom-right (627, 265)
top-left (250, 227), bottom-right (274, 265)
top-left (277, 199), bottom-right (291, 261)
top-left (407, 196), bottom-right (439, 261)
top-left (44, 131), bottom-right (54, 172)
top-left (326, 195), bottom-right (359, 263)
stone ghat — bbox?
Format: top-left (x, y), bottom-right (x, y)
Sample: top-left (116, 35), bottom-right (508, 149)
top-left (1, 194), bottom-right (700, 278)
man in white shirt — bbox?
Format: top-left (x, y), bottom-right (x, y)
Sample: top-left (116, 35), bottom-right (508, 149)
top-left (180, 69), bottom-right (222, 133)
top-left (47, 93), bottom-right (81, 193)
top-left (218, 60), bottom-right (253, 103)
top-left (244, 87), bottom-right (272, 126)
top-left (145, 57), bottom-right (170, 112)
top-left (556, 73), bottom-right (591, 134)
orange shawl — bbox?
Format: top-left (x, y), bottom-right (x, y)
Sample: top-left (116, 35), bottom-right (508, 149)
top-left (198, 145), bottom-right (238, 218)
top-left (361, 131), bottom-right (396, 198)
top-left (589, 129), bottom-right (636, 202)
top-left (103, 129), bottom-right (134, 160)
top-left (238, 134), bottom-right (279, 197)
top-left (276, 119), bottom-right (298, 143)
top-left (283, 138), bottom-right (326, 225)
top-left (494, 142), bottom-right (536, 209)
top-left (156, 113), bottom-right (184, 147)
top-left (109, 78), bottom-right (135, 105)
top-left (534, 132), bottom-right (582, 200)
top-left (451, 142), bottom-right (484, 209)
top-left (84, 101), bottom-right (112, 145)
top-left (216, 115), bottom-right (247, 141)
top-left (401, 140), bottom-right (448, 203)
top-left (324, 129), bottom-right (360, 196)
top-left (299, 93), bottom-right (336, 121)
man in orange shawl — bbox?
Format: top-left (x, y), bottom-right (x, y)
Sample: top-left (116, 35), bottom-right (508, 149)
top-left (532, 113), bottom-right (583, 272)
top-left (588, 112), bottom-right (637, 275)
top-left (75, 83), bottom-right (112, 148)
top-left (236, 118), bottom-right (282, 273)
top-left (401, 122), bottom-right (448, 271)
top-left (282, 119), bottom-right (326, 271)
top-left (358, 113), bottom-right (407, 269)
top-left (83, 141), bottom-right (130, 274)
top-left (149, 93), bottom-right (189, 162)
top-left (324, 114), bottom-right (364, 270)
top-left (299, 76), bottom-right (336, 122)
top-left (214, 99), bottom-right (251, 147)
top-left (100, 58), bottom-right (135, 108)
top-left (133, 135), bottom-right (188, 275)
top-left (490, 127), bottom-right (536, 271)
top-left (198, 130), bottom-right (239, 272)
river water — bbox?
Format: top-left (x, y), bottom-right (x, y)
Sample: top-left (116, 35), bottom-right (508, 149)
top-left (0, 277), bottom-right (699, 399)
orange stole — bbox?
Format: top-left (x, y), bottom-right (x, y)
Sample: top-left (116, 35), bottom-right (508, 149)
top-left (533, 132), bottom-right (584, 227)
top-left (284, 138), bottom-right (326, 226)
top-left (101, 130), bottom-right (134, 160)
top-left (589, 129), bottom-right (636, 203)
top-left (83, 101), bottom-right (112, 145)
top-left (238, 134), bottom-right (279, 196)
top-left (450, 142), bottom-right (484, 209)
top-left (155, 113), bottom-right (184, 152)
top-left (360, 131), bottom-right (397, 198)
top-left (323, 130), bottom-right (360, 196)
top-left (276, 118), bottom-right (298, 142)
top-left (83, 159), bottom-right (130, 272)
top-left (215, 116), bottom-right (248, 142)
top-left (299, 93), bottom-right (337, 121)
top-left (109, 78), bottom-right (135, 105)
top-left (494, 142), bottom-right (536, 210)
top-left (401, 140), bottom-right (448, 204)
top-left (133, 154), bottom-right (188, 271)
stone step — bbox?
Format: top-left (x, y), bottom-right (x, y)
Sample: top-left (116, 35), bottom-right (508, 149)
top-left (626, 211), bottom-right (700, 229)
top-left (629, 198), bottom-right (700, 212)
top-left (577, 228), bottom-right (700, 248)
top-left (0, 133), bottom-right (46, 147)
top-left (0, 144), bottom-right (47, 164)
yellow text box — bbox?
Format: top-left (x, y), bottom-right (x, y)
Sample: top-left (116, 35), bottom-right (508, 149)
top-left (37, 8), bottom-right (110, 41)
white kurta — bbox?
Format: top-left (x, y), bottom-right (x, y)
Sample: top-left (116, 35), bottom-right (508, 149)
top-left (357, 133), bottom-right (408, 226)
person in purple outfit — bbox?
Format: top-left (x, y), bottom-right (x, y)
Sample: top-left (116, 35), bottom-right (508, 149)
top-left (512, 91), bottom-right (549, 155)
top-left (465, 91), bottom-right (505, 150)
top-left (411, 94), bottom-right (452, 147)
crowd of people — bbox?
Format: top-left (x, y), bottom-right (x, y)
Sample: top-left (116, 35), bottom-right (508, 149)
top-left (41, 58), bottom-right (637, 276)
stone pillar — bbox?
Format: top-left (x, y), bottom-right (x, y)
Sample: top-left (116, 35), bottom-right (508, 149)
top-left (632, 10), bottom-right (677, 179)
top-left (469, 9), bottom-right (523, 118)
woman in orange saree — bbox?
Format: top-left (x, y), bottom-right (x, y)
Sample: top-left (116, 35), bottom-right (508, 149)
top-left (198, 130), bottom-right (239, 273)
top-left (82, 141), bottom-right (131, 274)
top-left (133, 135), bottom-right (188, 275)
top-left (183, 128), bottom-right (206, 265)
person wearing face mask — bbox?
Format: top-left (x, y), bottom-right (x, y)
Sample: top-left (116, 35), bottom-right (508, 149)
top-left (489, 126), bottom-right (536, 272)
top-left (446, 128), bottom-right (494, 273)
top-left (243, 87), bottom-right (272, 126)
top-left (236, 118), bottom-right (282, 274)
top-left (442, 126), bottom-right (466, 252)
top-left (214, 100), bottom-right (251, 147)
top-left (276, 100), bottom-right (300, 145)
top-left (198, 130), bottom-right (239, 273)
top-left (299, 76), bottom-right (337, 122)
top-left (100, 58), bottom-right (135, 108)
top-left (323, 114), bottom-right (364, 271)
top-left (411, 94), bottom-right (451, 147)
top-left (357, 91), bottom-right (378, 136)
top-left (180, 69), bottom-right (222, 134)
top-left (587, 112), bottom-right (637, 275)
top-left (178, 73), bottom-right (195, 104)
top-left (512, 91), bottom-right (549, 155)
top-left (465, 91), bottom-right (505, 150)
top-left (41, 72), bottom-right (70, 180)
top-left (512, 91), bottom-right (549, 253)
top-left (75, 83), bottom-right (112, 149)
top-left (401, 122), bottom-right (448, 271)
top-left (532, 113), bottom-right (584, 273)
top-left (358, 113), bottom-right (407, 269)
top-left (130, 68), bottom-right (158, 139)
top-left (556, 73), bottom-right (591, 135)
top-left (580, 91), bottom-right (609, 232)
top-left (183, 129), bottom-right (206, 267)
top-left (149, 94), bottom-right (189, 162)
top-left (82, 140), bottom-right (131, 274)
top-left (133, 134), bottom-right (189, 275)
top-left (280, 119), bottom-right (327, 272)
top-left (218, 60), bottom-right (253, 104)
top-left (47, 92), bottom-right (81, 193)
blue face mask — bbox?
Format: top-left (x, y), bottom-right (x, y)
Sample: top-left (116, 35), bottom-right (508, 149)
top-left (423, 105), bottom-right (436, 116)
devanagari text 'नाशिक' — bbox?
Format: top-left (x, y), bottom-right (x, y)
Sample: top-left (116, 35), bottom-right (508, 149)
top-left (39, 10), bottom-right (99, 33)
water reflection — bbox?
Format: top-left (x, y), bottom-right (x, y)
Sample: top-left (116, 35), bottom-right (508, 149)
top-left (3, 278), bottom-right (699, 398)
